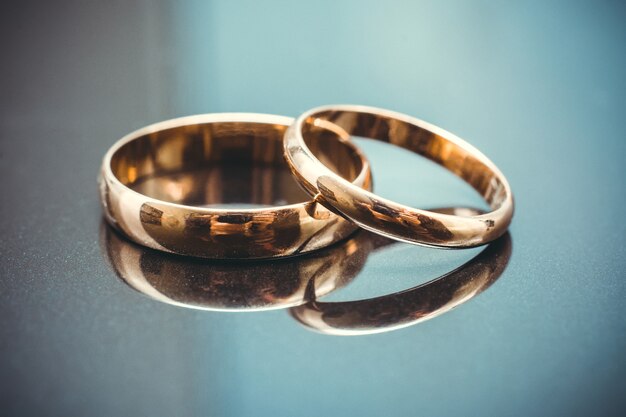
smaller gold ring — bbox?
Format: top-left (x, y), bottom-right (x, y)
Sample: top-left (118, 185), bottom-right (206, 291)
top-left (99, 113), bottom-right (371, 259)
top-left (284, 105), bottom-right (514, 248)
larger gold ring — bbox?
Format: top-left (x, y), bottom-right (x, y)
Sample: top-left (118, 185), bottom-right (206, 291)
top-left (284, 105), bottom-right (514, 248)
top-left (99, 113), bottom-right (372, 259)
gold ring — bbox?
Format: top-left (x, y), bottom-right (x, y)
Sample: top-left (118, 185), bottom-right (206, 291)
top-left (290, 233), bottom-right (512, 335)
top-left (100, 222), bottom-right (373, 311)
top-left (284, 105), bottom-right (514, 248)
top-left (99, 113), bottom-right (372, 259)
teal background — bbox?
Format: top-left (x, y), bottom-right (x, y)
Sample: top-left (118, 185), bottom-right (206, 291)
top-left (0, 1), bottom-right (624, 416)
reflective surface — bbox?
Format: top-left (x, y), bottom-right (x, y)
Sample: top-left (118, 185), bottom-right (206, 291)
top-left (291, 233), bottom-right (511, 335)
top-left (102, 221), bottom-right (372, 312)
top-left (1, 1), bottom-right (625, 417)
top-left (103, 208), bottom-right (501, 322)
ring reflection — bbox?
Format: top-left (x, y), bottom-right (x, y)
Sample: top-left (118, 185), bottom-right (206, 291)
top-left (100, 222), bottom-right (373, 311)
top-left (101, 203), bottom-right (510, 325)
top-left (290, 233), bottom-right (511, 335)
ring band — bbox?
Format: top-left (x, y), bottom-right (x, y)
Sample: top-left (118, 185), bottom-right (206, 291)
top-left (101, 221), bottom-right (372, 311)
top-left (290, 233), bottom-right (512, 335)
top-left (284, 105), bottom-right (514, 248)
top-left (99, 113), bottom-right (372, 259)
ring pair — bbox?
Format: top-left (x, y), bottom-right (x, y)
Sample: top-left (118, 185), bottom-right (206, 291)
top-left (99, 105), bottom-right (514, 259)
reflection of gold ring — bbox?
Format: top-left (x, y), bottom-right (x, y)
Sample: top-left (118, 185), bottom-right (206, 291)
top-left (290, 233), bottom-right (512, 335)
top-left (99, 113), bottom-right (371, 259)
top-left (100, 222), bottom-right (374, 312)
top-left (284, 105), bottom-right (514, 248)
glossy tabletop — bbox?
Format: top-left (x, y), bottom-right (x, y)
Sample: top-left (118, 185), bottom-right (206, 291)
top-left (0, 1), bottom-right (624, 416)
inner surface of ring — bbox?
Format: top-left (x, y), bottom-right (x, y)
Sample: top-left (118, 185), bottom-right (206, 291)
top-left (111, 121), bottom-right (362, 207)
top-left (303, 111), bottom-right (507, 209)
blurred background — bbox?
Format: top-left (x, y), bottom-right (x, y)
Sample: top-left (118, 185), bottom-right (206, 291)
top-left (0, 1), bottom-right (624, 416)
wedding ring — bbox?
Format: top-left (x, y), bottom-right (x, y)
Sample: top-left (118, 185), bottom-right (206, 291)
top-left (284, 105), bottom-right (514, 248)
top-left (101, 222), bottom-right (373, 311)
top-left (99, 113), bottom-right (371, 259)
top-left (290, 233), bottom-right (512, 335)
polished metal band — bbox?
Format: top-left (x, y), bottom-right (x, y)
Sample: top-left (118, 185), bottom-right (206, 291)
top-left (284, 105), bottom-right (514, 248)
top-left (99, 113), bottom-right (372, 259)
